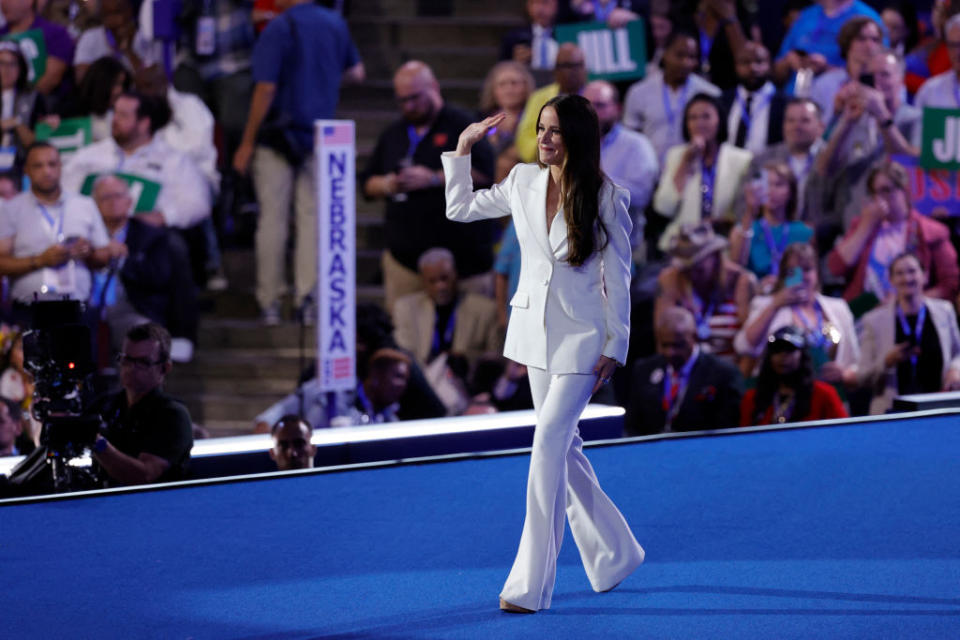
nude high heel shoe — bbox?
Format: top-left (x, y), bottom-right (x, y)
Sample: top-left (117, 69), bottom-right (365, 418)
top-left (499, 597), bottom-right (536, 614)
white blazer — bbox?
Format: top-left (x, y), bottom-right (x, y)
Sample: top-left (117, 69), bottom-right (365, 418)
top-left (858, 297), bottom-right (960, 414)
top-left (441, 152), bottom-right (632, 374)
top-left (653, 142), bottom-right (753, 251)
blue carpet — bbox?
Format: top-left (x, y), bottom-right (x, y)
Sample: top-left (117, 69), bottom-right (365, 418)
top-left (2, 413), bottom-right (959, 639)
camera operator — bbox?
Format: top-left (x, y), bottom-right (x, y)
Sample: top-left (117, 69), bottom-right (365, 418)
top-left (91, 322), bottom-right (193, 485)
top-left (0, 142), bottom-right (125, 325)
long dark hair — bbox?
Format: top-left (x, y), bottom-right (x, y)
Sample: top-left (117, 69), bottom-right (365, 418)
top-left (0, 45), bottom-right (29, 94)
top-left (536, 94), bottom-right (607, 267)
top-left (76, 57), bottom-right (131, 116)
top-left (752, 341), bottom-right (815, 425)
top-left (681, 92), bottom-right (727, 144)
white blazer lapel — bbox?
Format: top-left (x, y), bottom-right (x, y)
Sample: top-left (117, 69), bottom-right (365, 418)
top-left (518, 168), bottom-right (555, 262)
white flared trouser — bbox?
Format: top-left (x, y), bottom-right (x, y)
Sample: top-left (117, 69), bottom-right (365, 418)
top-left (500, 367), bottom-right (645, 611)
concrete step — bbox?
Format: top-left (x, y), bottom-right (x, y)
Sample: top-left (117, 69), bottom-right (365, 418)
top-left (199, 419), bottom-right (253, 438)
top-left (350, 15), bottom-right (523, 49)
top-left (201, 284), bottom-right (385, 318)
top-left (197, 318), bottom-right (318, 350)
top-left (348, 0), bottom-right (522, 16)
top-left (180, 391), bottom-right (286, 424)
top-left (360, 45), bottom-right (499, 81)
top-left (340, 80), bottom-right (482, 115)
top-left (173, 348), bottom-right (305, 379)
top-left (168, 375), bottom-right (304, 395)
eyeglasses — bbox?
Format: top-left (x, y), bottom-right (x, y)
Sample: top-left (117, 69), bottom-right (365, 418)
top-left (555, 61), bottom-right (585, 69)
top-left (116, 353), bottom-right (163, 369)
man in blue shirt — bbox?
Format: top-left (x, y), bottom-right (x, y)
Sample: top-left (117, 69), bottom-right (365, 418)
top-left (232, 0), bottom-right (364, 325)
top-left (773, 0), bottom-right (886, 88)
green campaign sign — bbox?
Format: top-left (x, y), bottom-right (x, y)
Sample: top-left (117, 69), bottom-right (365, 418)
top-left (79, 172), bottom-right (162, 213)
top-left (2, 29), bottom-right (47, 84)
top-left (920, 107), bottom-right (960, 170)
top-left (35, 117), bottom-right (93, 158)
top-left (555, 19), bottom-right (646, 82)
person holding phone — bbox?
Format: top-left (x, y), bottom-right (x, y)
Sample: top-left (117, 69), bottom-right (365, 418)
top-left (857, 252), bottom-right (960, 414)
top-left (810, 15), bottom-right (884, 125)
top-left (729, 162), bottom-right (814, 290)
top-left (773, 0), bottom-right (887, 87)
top-left (740, 325), bottom-right (849, 426)
top-left (735, 242), bottom-right (859, 384)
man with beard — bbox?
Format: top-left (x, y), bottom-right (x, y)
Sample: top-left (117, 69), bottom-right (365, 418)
top-left (362, 61), bottom-right (496, 311)
top-left (0, 143), bottom-right (121, 323)
top-left (61, 91), bottom-right (212, 286)
top-left (721, 42), bottom-right (788, 155)
top-left (583, 80), bottom-right (659, 264)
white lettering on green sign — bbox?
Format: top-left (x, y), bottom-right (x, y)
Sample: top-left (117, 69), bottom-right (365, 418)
top-left (578, 28), bottom-right (637, 74)
top-left (932, 116), bottom-right (960, 164)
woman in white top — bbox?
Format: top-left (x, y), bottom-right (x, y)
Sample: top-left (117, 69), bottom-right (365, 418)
top-left (653, 92), bottom-right (752, 252)
top-left (442, 95), bottom-right (643, 613)
top-left (734, 242), bottom-right (859, 384)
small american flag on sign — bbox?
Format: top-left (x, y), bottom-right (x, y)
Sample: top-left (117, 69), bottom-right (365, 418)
top-left (332, 357), bottom-right (352, 379)
top-left (323, 124), bottom-right (352, 145)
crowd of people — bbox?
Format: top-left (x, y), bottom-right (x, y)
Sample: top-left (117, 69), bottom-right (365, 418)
top-left (6, 0), bottom-right (960, 486)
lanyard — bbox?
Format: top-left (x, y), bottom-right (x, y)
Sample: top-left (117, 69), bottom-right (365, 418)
top-left (662, 350), bottom-right (698, 428)
top-left (735, 89), bottom-right (772, 140)
top-left (759, 219), bottom-right (790, 275)
top-left (406, 125), bottom-right (427, 159)
top-left (692, 292), bottom-right (715, 341)
top-left (772, 391), bottom-right (796, 424)
top-left (662, 80), bottom-right (687, 130)
top-left (104, 28), bottom-right (122, 56)
top-left (38, 202), bottom-right (65, 241)
top-left (897, 304), bottom-right (927, 369)
top-left (700, 158), bottom-right (718, 218)
top-left (431, 305), bottom-right (457, 356)
top-left (794, 301), bottom-right (826, 348)
top-left (867, 247), bottom-right (895, 300)
top-left (594, 0), bottom-right (615, 22)
top-left (699, 27), bottom-right (714, 71)
top-left (355, 382), bottom-right (376, 421)
top-left (601, 122), bottom-right (620, 150)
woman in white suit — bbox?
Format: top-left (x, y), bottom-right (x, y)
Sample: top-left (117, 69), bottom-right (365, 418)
top-left (653, 92), bottom-right (753, 252)
top-left (442, 95), bottom-right (644, 613)
top-left (858, 253), bottom-right (960, 414)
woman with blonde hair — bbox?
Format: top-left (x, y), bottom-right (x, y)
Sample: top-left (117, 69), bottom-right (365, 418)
top-left (735, 242), bottom-right (859, 384)
top-left (479, 60), bottom-right (534, 181)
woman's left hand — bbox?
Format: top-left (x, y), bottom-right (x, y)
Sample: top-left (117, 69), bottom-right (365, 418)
top-left (592, 355), bottom-right (617, 394)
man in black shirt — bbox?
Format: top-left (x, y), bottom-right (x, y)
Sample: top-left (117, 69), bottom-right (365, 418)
top-left (361, 60), bottom-right (497, 311)
top-left (92, 323), bottom-right (193, 485)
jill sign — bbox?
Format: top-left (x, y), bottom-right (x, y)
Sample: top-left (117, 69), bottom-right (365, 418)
top-left (316, 120), bottom-right (356, 392)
